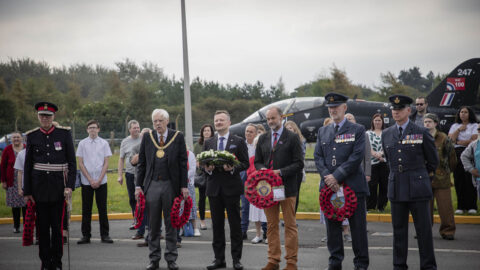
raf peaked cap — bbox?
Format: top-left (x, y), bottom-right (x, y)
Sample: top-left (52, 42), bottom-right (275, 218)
top-left (34, 102), bottom-right (58, 115)
top-left (324, 92), bottom-right (348, 107)
top-left (388, 95), bottom-right (413, 109)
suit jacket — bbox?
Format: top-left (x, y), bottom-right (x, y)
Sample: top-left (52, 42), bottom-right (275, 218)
top-left (382, 121), bottom-right (439, 201)
top-left (136, 128), bottom-right (188, 197)
top-left (314, 120), bottom-right (369, 196)
top-left (254, 129), bottom-right (304, 197)
top-left (203, 134), bottom-right (249, 197)
top-left (24, 127), bottom-right (76, 202)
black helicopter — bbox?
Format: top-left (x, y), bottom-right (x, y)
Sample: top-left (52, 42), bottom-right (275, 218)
top-left (229, 58), bottom-right (480, 142)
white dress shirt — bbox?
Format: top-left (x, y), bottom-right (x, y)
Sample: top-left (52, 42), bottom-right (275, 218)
top-left (76, 136), bottom-right (112, 185)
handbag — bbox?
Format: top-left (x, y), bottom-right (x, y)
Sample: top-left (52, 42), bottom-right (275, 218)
top-left (194, 173), bottom-right (206, 188)
top-left (183, 221), bottom-right (194, 237)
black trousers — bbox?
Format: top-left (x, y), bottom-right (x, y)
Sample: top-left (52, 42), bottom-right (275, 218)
top-left (325, 196), bottom-right (369, 269)
top-left (12, 207), bottom-right (26, 229)
top-left (391, 200), bottom-right (436, 270)
top-left (198, 185), bottom-right (207, 220)
top-left (367, 162), bottom-right (389, 210)
top-left (453, 147), bottom-right (477, 210)
top-left (209, 194), bottom-right (243, 263)
top-left (125, 172), bottom-right (137, 215)
top-left (36, 200), bottom-right (65, 269)
top-left (81, 183), bottom-right (109, 238)
top-left (295, 173), bottom-right (302, 213)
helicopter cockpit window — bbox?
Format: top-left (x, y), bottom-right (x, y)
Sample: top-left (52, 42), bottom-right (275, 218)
top-left (258, 99), bottom-right (293, 116)
top-left (287, 97), bottom-right (324, 113)
top-left (242, 111), bottom-right (262, 123)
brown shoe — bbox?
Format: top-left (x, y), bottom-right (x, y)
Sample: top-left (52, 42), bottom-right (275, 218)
top-left (282, 263), bottom-right (297, 270)
top-left (261, 262), bottom-right (279, 270)
top-left (137, 242), bottom-right (148, 247)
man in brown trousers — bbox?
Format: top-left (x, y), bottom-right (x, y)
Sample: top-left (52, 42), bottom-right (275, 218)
top-left (424, 113), bottom-right (456, 240)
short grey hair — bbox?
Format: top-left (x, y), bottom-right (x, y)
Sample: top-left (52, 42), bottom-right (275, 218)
top-left (151, 109), bottom-right (169, 121)
top-left (128, 119), bottom-right (139, 130)
top-left (267, 106), bottom-right (283, 116)
top-left (246, 123), bottom-right (258, 131)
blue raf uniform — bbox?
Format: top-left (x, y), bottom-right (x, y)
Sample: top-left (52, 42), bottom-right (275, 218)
top-left (382, 95), bottom-right (439, 270)
top-left (23, 102), bottom-right (76, 270)
top-left (314, 93), bottom-right (369, 270)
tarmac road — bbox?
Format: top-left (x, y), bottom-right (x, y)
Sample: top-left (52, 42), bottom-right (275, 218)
top-left (0, 219), bottom-right (479, 270)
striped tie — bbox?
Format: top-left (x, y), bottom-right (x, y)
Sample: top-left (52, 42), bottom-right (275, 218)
top-left (269, 133), bottom-right (278, 169)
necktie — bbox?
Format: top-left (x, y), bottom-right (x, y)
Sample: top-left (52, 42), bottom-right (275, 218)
top-left (159, 135), bottom-right (165, 146)
top-left (269, 133), bottom-right (278, 169)
top-left (335, 125), bottom-right (339, 133)
top-left (398, 127), bottom-right (403, 138)
top-left (219, 137), bottom-right (225, 151)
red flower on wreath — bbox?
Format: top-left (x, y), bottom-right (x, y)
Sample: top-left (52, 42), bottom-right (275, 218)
top-left (170, 195), bottom-right (193, 229)
top-left (245, 169), bottom-right (283, 209)
top-left (319, 184), bottom-right (357, 222)
top-left (134, 192), bottom-right (146, 229)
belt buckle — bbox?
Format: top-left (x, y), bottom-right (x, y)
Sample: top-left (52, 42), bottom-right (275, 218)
top-left (398, 165), bottom-right (403, 172)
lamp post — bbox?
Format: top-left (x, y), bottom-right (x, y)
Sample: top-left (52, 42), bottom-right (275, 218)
top-left (181, 0), bottom-right (193, 150)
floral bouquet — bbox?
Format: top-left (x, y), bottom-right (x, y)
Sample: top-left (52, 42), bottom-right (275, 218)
top-left (197, 150), bottom-right (240, 167)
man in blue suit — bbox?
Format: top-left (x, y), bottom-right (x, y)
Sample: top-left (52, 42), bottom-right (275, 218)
top-left (314, 93), bottom-right (369, 270)
top-left (382, 95), bottom-right (439, 270)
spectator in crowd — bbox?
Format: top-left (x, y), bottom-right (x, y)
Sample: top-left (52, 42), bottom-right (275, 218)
top-left (366, 113), bottom-right (389, 211)
top-left (410, 96), bottom-right (429, 126)
top-left (247, 134), bottom-right (268, 244)
top-left (424, 113), bottom-right (457, 240)
top-left (118, 120), bottom-right (142, 231)
top-left (193, 124), bottom-right (214, 230)
top-left (76, 120), bottom-right (113, 244)
top-left (448, 106), bottom-right (479, 214)
top-left (460, 126), bottom-right (480, 203)
top-left (256, 124), bottom-right (266, 136)
top-left (240, 124), bottom-right (258, 240)
top-left (187, 148), bottom-right (200, 237)
top-left (284, 121), bottom-right (306, 215)
top-left (1, 131), bottom-right (26, 233)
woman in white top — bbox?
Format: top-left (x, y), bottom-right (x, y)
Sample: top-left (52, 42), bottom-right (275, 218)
top-left (448, 106), bottom-right (479, 214)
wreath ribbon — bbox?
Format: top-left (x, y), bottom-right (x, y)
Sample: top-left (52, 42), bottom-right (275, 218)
top-left (22, 201), bottom-right (36, 246)
top-left (134, 192), bottom-right (146, 229)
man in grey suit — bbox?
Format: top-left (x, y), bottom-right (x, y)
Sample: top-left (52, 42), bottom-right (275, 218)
top-left (135, 109), bottom-right (189, 270)
top-left (314, 93), bottom-right (369, 270)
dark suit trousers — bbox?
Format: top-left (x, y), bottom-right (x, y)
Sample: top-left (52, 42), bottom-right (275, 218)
top-left (454, 147), bottom-right (477, 210)
top-left (36, 200), bottom-right (65, 268)
top-left (209, 194), bottom-right (243, 263)
top-left (325, 196), bottom-right (369, 269)
top-left (146, 180), bottom-right (177, 263)
top-left (391, 201), bottom-right (437, 270)
top-left (81, 183), bottom-right (109, 237)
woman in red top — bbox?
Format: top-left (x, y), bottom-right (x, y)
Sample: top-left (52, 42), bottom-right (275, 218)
top-left (1, 131), bottom-right (26, 233)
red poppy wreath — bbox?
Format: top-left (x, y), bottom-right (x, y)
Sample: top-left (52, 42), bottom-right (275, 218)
top-left (133, 192), bottom-right (146, 229)
top-left (22, 200), bottom-right (36, 246)
top-left (245, 169), bottom-right (283, 209)
top-left (319, 184), bottom-right (357, 222)
top-left (170, 195), bottom-right (193, 229)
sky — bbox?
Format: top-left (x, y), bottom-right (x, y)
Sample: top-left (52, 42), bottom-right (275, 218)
top-left (1, 0), bottom-right (479, 92)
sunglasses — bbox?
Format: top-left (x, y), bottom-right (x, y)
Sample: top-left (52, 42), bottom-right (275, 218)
top-left (415, 103), bottom-right (424, 106)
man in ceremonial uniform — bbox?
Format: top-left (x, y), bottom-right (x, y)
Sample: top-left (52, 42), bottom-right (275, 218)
top-left (135, 109), bottom-right (189, 270)
top-left (382, 95), bottom-right (439, 270)
top-left (314, 93), bottom-right (369, 270)
top-left (23, 102), bottom-right (76, 270)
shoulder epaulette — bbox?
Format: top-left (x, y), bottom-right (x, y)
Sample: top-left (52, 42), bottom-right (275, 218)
top-left (25, 127), bottom-right (40, 135)
top-left (56, 125), bottom-right (71, 130)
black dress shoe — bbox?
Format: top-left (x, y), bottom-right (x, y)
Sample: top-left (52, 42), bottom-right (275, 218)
top-left (146, 261), bottom-right (159, 270)
top-left (137, 242), bottom-right (148, 247)
top-left (354, 267), bottom-right (367, 270)
top-left (77, 237), bottom-right (90, 244)
top-left (233, 261), bottom-right (244, 270)
top-left (242, 231), bottom-right (247, 240)
top-left (206, 260), bottom-right (226, 269)
top-left (442, 234), bottom-right (454, 240)
top-left (101, 236), bottom-right (114, 243)
top-left (168, 261), bottom-right (179, 270)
